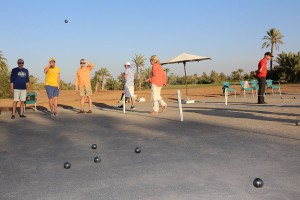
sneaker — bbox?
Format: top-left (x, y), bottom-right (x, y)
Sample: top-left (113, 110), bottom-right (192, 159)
top-left (87, 110), bottom-right (92, 113)
top-left (20, 115), bottom-right (27, 118)
top-left (130, 106), bottom-right (136, 110)
top-left (11, 115), bottom-right (15, 119)
top-left (117, 105), bottom-right (123, 109)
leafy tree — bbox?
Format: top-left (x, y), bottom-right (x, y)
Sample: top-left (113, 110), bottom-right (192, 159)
top-left (262, 28), bottom-right (284, 70)
top-left (218, 72), bottom-right (227, 82)
top-left (60, 80), bottom-right (75, 90)
top-left (199, 72), bottom-right (210, 84)
top-left (0, 50), bottom-right (9, 71)
top-left (230, 68), bottom-right (244, 81)
top-left (93, 68), bottom-right (110, 92)
top-left (164, 68), bottom-right (171, 82)
top-left (132, 54), bottom-right (146, 91)
top-left (209, 70), bottom-right (219, 83)
top-left (106, 76), bottom-right (121, 90)
top-left (275, 51), bottom-right (300, 83)
top-left (0, 50), bottom-right (11, 98)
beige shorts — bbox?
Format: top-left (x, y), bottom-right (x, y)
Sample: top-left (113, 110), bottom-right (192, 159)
top-left (13, 89), bottom-right (27, 101)
top-left (79, 85), bottom-right (92, 97)
top-left (125, 85), bottom-right (134, 98)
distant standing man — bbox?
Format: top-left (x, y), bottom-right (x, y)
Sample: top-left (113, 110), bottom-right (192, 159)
top-left (119, 62), bottom-right (135, 110)
top-left (10, 59), bottom-right (30, 119)
top-left (44, 58), bottom-right (60, 116)
top-left (75, 59), bottom-right (94, 113)
top-left (257, 52), bottom-right (273, 104)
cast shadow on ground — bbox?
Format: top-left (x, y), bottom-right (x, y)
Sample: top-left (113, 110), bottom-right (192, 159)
top-left (58, 104), bottom-right (80, 113)
top-left (184, 106), bottom-right (300, 124)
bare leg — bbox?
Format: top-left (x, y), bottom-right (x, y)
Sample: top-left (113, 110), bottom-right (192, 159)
top-left (87, 96), bottom-right (92, 111)
top-left (49, 98), bottom-right (53, 113)
top-left (19, 101), bottom-right (25, 115)
top-left (80, 96), bottom-right (85, 111)
top-left (53, 96), bottom-right (58, 113)
top-left (12, 101), bottom-right (18, 116)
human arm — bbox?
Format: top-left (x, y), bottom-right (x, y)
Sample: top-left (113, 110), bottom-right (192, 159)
top-left (10, 69), bottom-right (15, 93)
top-left (75, 72), bottom-right (79, 91)
top-left (44, 65), bottom-right (51, 73)
top-left (87, 62), bottom-right (94, 71)
top-left (26, 70), bottom-right (30, 92)
top-left (57, 74), bottom-right (61, 89)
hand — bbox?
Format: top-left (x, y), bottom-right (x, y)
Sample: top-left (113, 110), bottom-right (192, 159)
top-left (145, 78), bottom-right (150, 82)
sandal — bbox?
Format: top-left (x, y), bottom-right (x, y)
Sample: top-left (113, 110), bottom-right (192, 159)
top-left (87, 110), bottom-right (92, 113)
top-left (78, 110), bottom-right (85, 114)
top-left (162, 105), bottom-right (167, 112)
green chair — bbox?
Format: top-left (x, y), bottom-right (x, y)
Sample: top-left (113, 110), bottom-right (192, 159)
top-left (250, 80), bottom-right (259, 96)
top-left (24, 91), bottom-right (38, 112)
top-left (222, 82), bottom-right (236, 98)
top-left (266, 79), bottom-right (281, 95)
top-left (240, 81), bottom-right (254, 97)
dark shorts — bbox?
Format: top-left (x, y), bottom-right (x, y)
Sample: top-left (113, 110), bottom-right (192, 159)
top-left (46, 85), bottom-right (59, 99)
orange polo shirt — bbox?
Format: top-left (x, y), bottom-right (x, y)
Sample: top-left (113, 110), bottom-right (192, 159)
top-left (75, 64), bottom-right (94, 87)
top-left (149, 63), bottom-right (167, 87)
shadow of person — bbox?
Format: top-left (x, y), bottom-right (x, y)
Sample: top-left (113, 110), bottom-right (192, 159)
top-left (58, 104), bottom-right (80, 112)
top-left (36, 106), bottom-right (51, 114)
top-left (93, 102), bottom-right (117, 110)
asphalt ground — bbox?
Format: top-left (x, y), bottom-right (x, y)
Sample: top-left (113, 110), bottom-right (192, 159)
top-left (0, 93), bottom-right (299, 200)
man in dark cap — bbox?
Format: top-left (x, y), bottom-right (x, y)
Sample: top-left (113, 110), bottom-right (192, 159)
top-left (257, 52), bottom-right (273, 104)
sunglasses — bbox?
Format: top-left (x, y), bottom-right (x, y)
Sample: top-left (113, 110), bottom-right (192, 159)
top-left (18, 62), bottom-right (24, 64)
top-left (80, 62), bottom-right (86, 64)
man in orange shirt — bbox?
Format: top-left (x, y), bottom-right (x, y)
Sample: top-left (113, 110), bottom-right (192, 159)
top-left (257, 52), bottom-right (273, 104)
top-left (75, 59), bottom-right (94, 113)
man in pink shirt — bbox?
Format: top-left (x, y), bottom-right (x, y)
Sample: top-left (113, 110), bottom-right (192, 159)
top-left (75, 59), bottom-right (94, 113)
top-left (257, 52), bottom-right (273, 104)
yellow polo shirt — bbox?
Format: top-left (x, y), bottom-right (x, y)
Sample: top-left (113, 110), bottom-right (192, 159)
top-left (45, 66), bottom-right (60, 87)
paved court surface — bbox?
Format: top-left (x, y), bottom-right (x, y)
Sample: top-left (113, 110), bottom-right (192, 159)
top-left (0, 93), bottom-right (299, 200)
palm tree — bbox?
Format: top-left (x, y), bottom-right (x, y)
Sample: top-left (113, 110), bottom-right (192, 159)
top-left (275, 51), bottom-right (300, 83)
top-left (0, 50), bottom-right (9, 71)
top-left (132, 54), bottom-right (146, 91)
top-left (94, 68), bottom-right (111, 92)
top-left (262, 28), bottom-right (284, 71)
top-left (164, 68), bottom-right (171, 82)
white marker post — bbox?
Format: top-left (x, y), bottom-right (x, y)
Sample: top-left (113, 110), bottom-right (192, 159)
top-left (225, 88), bottom-right (228, 105)
top-left (177, 90), bottom-right (184, 121)
top-left (122, 93), bottom-right (126, 114)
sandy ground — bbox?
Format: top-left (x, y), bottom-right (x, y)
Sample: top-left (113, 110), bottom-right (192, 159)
top-left (1, 84), bottom-right (299, 111)
top-left (0, 84), bottom-right (300, 200)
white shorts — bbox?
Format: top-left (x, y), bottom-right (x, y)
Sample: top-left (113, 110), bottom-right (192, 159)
top-left (124, 85), bottom-right (134, 98)
top-left (13, 89), bottom-right (27, 101)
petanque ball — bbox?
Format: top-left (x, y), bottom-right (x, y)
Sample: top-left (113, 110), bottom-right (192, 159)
top-left (65, 19), bottom-right (68, 23)
top-left (91, 144), bottom-right (97, 150)
top-left (253, 178), bottom-right (264, 188)
top-left (135, 147), bottom-right (141, 154)
top-left (94, 156), bottom-right (101, 163)
top-left (64, 162), bottom-right (71, 169)
top-left (296, 122), bottom-right (299, 126)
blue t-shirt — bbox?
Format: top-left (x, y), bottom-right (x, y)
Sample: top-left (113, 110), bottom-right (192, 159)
top-left (124, 67), bottom-right (134, 86)
top-left (10, 67), bottom-right (29, 89)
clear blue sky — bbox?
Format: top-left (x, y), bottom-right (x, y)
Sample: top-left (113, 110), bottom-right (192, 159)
top-left (1, 0), bottom-right (300, 83)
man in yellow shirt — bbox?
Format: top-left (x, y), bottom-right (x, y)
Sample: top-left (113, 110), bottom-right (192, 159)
top-left (75, 59), bottom-right (94, 113)
top-left (44, 58), bottom-right (60, 116)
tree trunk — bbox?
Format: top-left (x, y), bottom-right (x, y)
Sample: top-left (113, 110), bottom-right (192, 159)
top-left (101, 76), bottom-right (105, 91)
top-left (270, 42), bottom-right (274, 71)
top-left (95, 81), bottom-right (98, 92)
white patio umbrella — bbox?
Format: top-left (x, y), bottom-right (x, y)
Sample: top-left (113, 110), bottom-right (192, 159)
top-left (161, 52), bottom-right (211, 98)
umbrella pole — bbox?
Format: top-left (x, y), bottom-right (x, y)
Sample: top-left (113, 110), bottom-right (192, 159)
top-left (183, 62), bottom-right (188, 97)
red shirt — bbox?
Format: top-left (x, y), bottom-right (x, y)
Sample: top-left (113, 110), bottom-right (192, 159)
top-left (257, 57), bottom-right (268, 78)
top-left (149, 63), bottom-right (167, 87)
